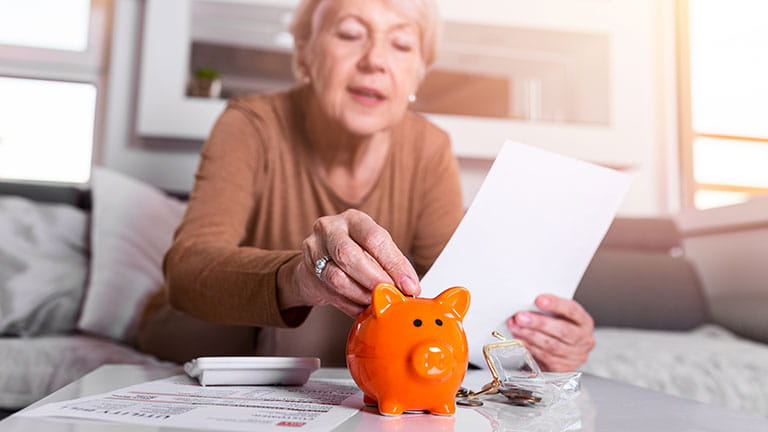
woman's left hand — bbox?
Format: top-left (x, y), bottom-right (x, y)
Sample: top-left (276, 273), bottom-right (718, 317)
top-left (507, 295), bottom-right (595, 372)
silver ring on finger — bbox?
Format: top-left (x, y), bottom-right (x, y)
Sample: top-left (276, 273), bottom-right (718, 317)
top-left (314, 255), bottom-right (333, 281)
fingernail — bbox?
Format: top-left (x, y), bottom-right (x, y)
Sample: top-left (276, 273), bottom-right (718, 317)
top-left (399, 275), bottom-right (419, 296)
top-left (517, 314), bottom-right (531, 326)
top-left (539, 296), bottom-right (550, 307)
top-left (511, 325), bottom-right (522, 334)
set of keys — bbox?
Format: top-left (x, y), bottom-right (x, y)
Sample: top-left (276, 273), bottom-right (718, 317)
top-left (456, 331), bottom-right (544, 408)
top-left (456, 379), bottom-right (543, 407)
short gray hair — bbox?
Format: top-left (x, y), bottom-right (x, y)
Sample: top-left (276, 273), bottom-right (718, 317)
top-left (289, 0), bottom-right (441, 79)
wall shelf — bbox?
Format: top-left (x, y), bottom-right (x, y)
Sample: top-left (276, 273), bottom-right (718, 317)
top-left (136, 0), bottom-right (663, 214)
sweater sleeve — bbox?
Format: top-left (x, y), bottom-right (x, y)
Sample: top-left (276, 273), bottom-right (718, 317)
top-left (164, 104), bottom-right (306, 328)
top-left (410, 130), bottom-right (464, 277)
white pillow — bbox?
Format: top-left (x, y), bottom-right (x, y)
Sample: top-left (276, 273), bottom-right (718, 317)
top-left (0, 196), bottom-right (88, 336)
top-left (77, 167), bottom-right (186, 343)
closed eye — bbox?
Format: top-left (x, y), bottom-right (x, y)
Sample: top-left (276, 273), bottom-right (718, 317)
top-left (337, 31), bottom-right (361, 41)
top-left (393, 41), bottom-right (412, 52)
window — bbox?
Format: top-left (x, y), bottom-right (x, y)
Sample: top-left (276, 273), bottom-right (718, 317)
top-left (678, 0), bottom-right (768, 209)
top-left (0, 0), bottom-right (111, 184)
top-left (0, 0), bottom-right (91, 51)
top-left (0, 77), bottom-right (96, 183)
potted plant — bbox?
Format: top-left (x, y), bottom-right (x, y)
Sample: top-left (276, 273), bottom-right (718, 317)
top-left (189, 67), bottom-right (222, 98)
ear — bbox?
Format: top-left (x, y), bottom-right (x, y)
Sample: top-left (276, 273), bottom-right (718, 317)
top-left (435, 287), bottom-right (471, 321)
top-left (372, 282), bottom-right (406, 317)
top-left (294, 42), bottom-right (312, 81)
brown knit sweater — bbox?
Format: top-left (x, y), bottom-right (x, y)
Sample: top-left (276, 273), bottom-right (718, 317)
top-left (139, 86), bottom-right (463, 364)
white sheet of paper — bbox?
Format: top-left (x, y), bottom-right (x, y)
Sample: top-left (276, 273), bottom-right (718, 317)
top-left (19, 375), bottom-right (363, 432)
top-left (420, 140), bottom-right (632, 367)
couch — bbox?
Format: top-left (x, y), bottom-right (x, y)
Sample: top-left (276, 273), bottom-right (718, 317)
top-left (1, 169), bottom-right (767, 418)
top-left (574, 218), bottom-right (768, 417)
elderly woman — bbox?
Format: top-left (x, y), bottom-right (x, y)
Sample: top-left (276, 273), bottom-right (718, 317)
top-left (139, 0), bottom-right (595, 372)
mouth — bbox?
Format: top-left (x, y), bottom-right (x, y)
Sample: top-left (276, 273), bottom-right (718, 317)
top-left (347, 86), bottom-right (387, 106)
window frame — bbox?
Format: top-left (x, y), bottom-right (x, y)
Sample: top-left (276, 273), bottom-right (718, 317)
top-left (676, 0), bottom-right (768, 210)
top-left (0, 0), bottom-right (113, 184)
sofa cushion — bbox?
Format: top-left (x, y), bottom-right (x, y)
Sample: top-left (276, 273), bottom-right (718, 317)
top-left (584, 325), bottom-right (768, 417)
top-left (709, 294), bottom-right (768, 344)
top-left (600, 217), bottom-right (682, 252)
top-left (76, 168), bottom-right (186, 343)
top-left (0, 335), bottom-right (177, 409)
top-left (0, 182), bottom-right (85, 209)
top-left (0, 196), bottom-right (88, 336)
top-left (575, 217), bottom-right (709, 330)
top-left (575, 249), bottom-right (709, 330)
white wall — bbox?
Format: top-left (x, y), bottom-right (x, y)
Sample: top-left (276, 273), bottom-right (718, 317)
top-left (101, 0), bottom-right (201, 192)
top-left (432, 0), bottom-right (680, 216)
top-left (102, 0), bottom-right (680, 214)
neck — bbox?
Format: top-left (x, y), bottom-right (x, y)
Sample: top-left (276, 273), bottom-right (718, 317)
top-left (301, 88), bottom-right (393, 203)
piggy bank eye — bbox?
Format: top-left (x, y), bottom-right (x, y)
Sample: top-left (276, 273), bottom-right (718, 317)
top-left (413, 319), bottom-right (422, 327)
top-left (435, 319), bottom-right (443, 326)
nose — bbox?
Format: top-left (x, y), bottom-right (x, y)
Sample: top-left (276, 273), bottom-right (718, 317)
top-left (409, 341), bottom-right (456, 382)
top-left (357, 37), bottom-right (386, 73)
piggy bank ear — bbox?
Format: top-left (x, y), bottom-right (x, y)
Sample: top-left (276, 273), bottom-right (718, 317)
top-left (435, 287), bottom-right (471, 321)
top-left (372, 282), bottom-right (406, 316)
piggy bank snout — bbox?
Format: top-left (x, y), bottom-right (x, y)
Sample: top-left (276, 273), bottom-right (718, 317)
top-left (409, 341), bottom-right (457, 382)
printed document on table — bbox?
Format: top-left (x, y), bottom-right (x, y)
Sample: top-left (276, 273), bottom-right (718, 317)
top-left (18, 375), bottom-right (363, 432)
top-left (420, 140), bottom-right (632, 367)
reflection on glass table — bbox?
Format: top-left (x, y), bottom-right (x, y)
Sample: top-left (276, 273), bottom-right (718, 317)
top-left (4, 365), bottom-right (768, 432)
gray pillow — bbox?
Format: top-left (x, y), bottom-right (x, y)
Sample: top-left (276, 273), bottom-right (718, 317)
top-left (575, 249), bottom-right (709, 330)
top-left (0, 196), bottom-right (88, 336)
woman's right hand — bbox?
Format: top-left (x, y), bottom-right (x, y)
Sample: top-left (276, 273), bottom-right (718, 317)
top-left (277, 209), bottom-right (421, 317)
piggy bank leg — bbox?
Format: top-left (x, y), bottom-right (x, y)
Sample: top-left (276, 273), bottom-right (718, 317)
top-left (428, 400), bottom-right (456, 416)
top-left (377, 397), bottom-right (405, 416)
top-left (363, 394), bottom-right (377, 407)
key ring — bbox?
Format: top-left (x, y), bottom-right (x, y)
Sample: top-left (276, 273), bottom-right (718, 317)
top-left (456, 331), bottom-right (544, 407)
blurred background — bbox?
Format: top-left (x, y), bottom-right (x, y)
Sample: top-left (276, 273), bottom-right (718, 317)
top-left (0, 0), bottom-right (767, 343)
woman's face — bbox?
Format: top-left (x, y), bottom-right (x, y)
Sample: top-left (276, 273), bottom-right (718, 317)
top-left (301, 0), bottom-right (424, 136)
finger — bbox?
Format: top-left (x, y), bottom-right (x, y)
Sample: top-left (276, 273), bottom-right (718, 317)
top-left (535, 295), bottom-right (594, 329)
top-left (325, 229), bottom-right (395, 290)
top-left (301, 235), bottom-right (370, 306)
top-left (344, 210), bottom-right (420, 296)
top-left (317, 277), bottom-right (367, 317)
top-left (508, 315), bottom-right (596, 354)
top-left (330, 295), bottom-right (366, 318)
top-left (513, 327), bottom-right (587, 372)
top-left (509, 324), bottom-right (582, 359)
top-left (301, 236), bottom-right (324, 275)
top-left (312, 214), bottom-right (395, 291)
top-left (512, 312), bottom-right (583, 345)
top-left (523, 343), bottom-right (581, 373)
top-left (321, 261), bottom-right (374, 305)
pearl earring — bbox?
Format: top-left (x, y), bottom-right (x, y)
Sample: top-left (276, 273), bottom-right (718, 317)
top-left (408, 94), bottom-right (416, 103)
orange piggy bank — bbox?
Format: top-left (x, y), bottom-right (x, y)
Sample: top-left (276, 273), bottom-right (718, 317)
top-left (346, 282), bottom-right (471, 416)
